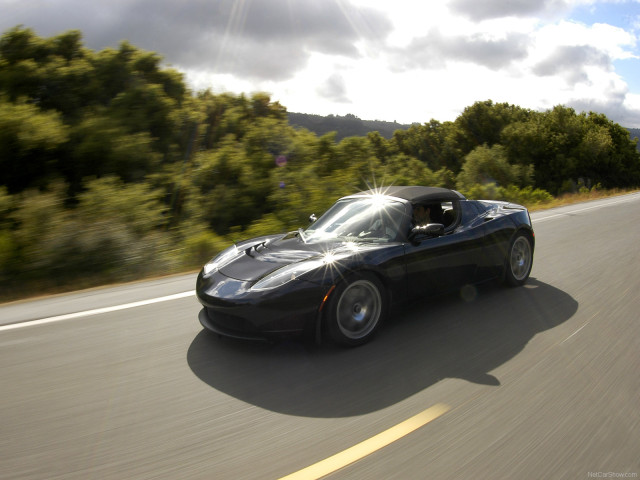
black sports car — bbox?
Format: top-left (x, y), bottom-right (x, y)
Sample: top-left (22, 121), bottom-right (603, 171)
top-left (196, 186), bottom-right (534, 346)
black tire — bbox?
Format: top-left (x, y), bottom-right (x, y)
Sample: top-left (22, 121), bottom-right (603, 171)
top-left (326, 272), bottom-right (386, 346)
top-left (504, 232), bottom-right (533, 286)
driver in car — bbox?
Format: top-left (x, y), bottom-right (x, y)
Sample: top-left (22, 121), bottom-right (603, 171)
top-left (412, 204), bottom-right (432, 226)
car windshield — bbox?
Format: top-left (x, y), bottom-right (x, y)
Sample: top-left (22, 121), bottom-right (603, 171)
top-left (304, 196), bottom-right (407, 243)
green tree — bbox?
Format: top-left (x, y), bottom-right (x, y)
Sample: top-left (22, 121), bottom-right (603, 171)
top-left (457, 144), bottom-right (533, 191)
top-left (0, 27), bottom-right (193, 193)
top-left (392, 119), bottom-right (460, 172)
top-left (0, 28), bottom-right (96, 121)
top-left (64, 114), bottom-right (161, 192)
top-left (375, 154), bottom-right (435, 186)
top-left (0, 97), bottom-right (68, 192)
top-left (0, 186), bottom-right (15, 282)
top-left (581, 112), bottom-right (640, 188)
top-left (453, 100), bottom-right (531, 156)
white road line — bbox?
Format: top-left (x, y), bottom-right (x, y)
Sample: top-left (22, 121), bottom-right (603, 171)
top-left (0, 291), bottom-right (195, 332)
top-left (561, 322), bottom-right (590, 344)
top-left (533, 193), bottom-right (640, 223)
top-left (561, 311), bottom-right (599, 344)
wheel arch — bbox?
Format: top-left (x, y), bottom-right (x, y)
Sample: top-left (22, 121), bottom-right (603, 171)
top-left (515, 225), bottom-right (535, 251)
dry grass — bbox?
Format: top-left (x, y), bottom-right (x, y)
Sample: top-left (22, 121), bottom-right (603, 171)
top-left (528, 188), bottom-right (640, 212)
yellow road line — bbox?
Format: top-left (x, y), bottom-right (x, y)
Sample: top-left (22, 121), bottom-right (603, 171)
top-left (278, 403), bottom-right (451, 480)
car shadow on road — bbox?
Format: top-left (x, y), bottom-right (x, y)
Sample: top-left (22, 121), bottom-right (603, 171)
top-left (187, 278), bottom-right (577, 418)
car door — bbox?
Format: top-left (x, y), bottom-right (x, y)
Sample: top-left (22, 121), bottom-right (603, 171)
top-left (404, 201), bottom-right (485, 299)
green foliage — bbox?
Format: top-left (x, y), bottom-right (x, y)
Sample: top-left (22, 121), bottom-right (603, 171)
top-left (456, 144), bottom-right (534, 191)
top-left (392, 119), bottom-right (461, 172)
top-left (461, 183), bottom-right (553, 205)
top-left (76, 177), bottom-right (167, 235)
top-left (0, 178), bottom-right (174, 294)
top-left (0, 186), bottom-right (10, 220)
top-left (0, 97), bottom-right (68, 192)
top-left (453, 100), bottom-right (531, 156)
top-left (181, 230), bottom-right (229, 268)
top-left (242, 213), bottom-right (288, 241)
top-left (0, 26), bottom-right (191, 194)
top-left (433, 167), bottom-right (458, 189)
top-left (66, 114), bottom-right (161, 190)
top-left (288, 112), bottom-right (409, 141)
top-left (9, 185), bottom-right (70, 280)
top-left (378, 154), bottom-right (431, 185)
top-left (0, 186), bottom-right (15, 280)
top-left (508, 106), bottom-right (640, 193)
top-left (1, 26), bottom-right (639, 299)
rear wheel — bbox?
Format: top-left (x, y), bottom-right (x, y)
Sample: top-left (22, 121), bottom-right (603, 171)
top-left (505, 233), bottom-right (533, 286)
top-left (327, 273), bottom-right (385, 346)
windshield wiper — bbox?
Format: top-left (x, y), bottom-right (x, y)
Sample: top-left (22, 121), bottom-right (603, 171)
top-left (297, 228), bottom-right (307, 243)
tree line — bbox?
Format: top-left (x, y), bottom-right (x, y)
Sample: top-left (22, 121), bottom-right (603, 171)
top-left (1, 26), bottom-right (639, 298)
top-left (628, 128), bottom-right (640, 150)
top-left (288, 112), bottom-right (411, 141)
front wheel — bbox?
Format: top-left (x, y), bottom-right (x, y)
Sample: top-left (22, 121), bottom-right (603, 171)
top-left (504, 233), bottom-right (533, 286)
top-left (327, 273), bottom-right (386, 346)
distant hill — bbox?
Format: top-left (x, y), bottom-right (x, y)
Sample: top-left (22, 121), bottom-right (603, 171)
top-left (288, 112), bottom-right (413, 141)
top-left (289, 113), bottom-right (640, 152)
top-left (628, 128), bottom-right (640, 152)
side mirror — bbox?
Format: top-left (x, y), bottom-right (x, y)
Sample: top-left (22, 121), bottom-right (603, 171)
top-left (409, 223), bottom-right (444, 241)
top-left (309, 214), bottom-right (317, 224)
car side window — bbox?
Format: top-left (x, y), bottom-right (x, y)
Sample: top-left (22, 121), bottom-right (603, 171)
top-left (441, 201), bottom-right (460, 230)
top-left (459, 201), bottom-right (483, 227)
top-left (410, 200), bottom-right (461, 235)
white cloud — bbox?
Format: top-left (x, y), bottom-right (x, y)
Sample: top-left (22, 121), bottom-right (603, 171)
top-left (387, 30), bottom-right (531, 71)
top-left (448, 0), bottom-right (572, 21)
top-left (1, 0), bottom-right (639, 126)
top-left (316, 74), bottom-right (351, 104)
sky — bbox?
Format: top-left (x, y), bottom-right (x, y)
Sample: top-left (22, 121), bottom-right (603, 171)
top-left (1, 0), bottom-right (640, 127)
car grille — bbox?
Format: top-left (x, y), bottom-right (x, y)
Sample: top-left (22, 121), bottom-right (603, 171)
top-left (206, 308), bottom-right (259, 334)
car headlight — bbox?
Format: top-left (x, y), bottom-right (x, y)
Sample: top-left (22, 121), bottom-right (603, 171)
top-left (251, 259), bottom-right (325, 291)
top-left (202, 245), bottom-right (242, 278)
top-left (251, 248), bottom-right (354, 291)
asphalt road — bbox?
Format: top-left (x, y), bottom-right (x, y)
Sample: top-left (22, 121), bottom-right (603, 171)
top-left (1, 193), bottom-right (639, 479)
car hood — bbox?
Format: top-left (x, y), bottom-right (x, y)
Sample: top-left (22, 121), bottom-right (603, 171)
top-left (218, 233), bottom-right (383, 282)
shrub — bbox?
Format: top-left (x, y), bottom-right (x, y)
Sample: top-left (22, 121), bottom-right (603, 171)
top-left (461, 183), bottom-right (552, 206)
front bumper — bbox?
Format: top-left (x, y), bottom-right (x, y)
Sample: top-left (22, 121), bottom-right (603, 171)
top-left (196, 270), bottom-right (328, 340)
top-left (198, 308), bottom-right (271, 341)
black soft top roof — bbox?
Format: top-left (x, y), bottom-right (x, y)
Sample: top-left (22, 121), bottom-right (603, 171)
top-left (356, 186), bottom-right (465, 204)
